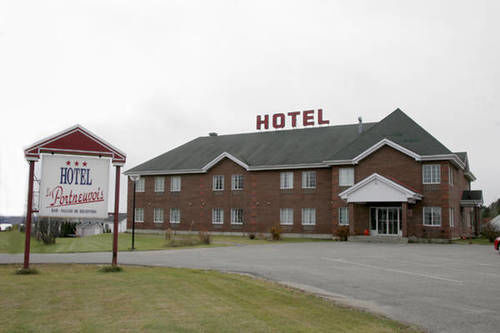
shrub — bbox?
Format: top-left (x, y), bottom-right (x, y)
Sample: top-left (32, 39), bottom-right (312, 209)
top-left (481, 223), bottom-right (500, 242)
top-left (60, 222), bottom-right (76, 237)
top-left (335, 226), bottom-right (349, 241)
top-left (270, 225), bottom-right (281, 241)
top-left (165, 228), bottom-right (174, 241)
top-left (15, 267), bottom-right (39, 275)
top-left (248, 233), bottom-right (256, 240)
top-left (98, 265), bottom-right (123, 273)
top-left (199, 230), bottom-right (211, 244)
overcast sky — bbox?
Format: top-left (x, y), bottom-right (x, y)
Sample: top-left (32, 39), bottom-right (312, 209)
top-left (1, 0), bottom-right (499, 216)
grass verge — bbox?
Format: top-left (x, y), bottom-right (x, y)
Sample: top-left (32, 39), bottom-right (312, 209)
top-left (452, 237), bottom-right (493, 245)
top-left (0, 264), bottom-right (419, 333)
top-left (0, 231), bottom-right (330, 254)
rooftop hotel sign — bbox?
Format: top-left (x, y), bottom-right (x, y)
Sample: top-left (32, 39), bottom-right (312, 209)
top-left (256, 109), bottom-right (330, 130)
top-left (39, 154), bottom-right (110, 219)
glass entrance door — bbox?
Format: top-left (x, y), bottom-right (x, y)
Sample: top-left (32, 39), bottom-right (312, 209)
top-left (370, 207), bottom-right (401, 236)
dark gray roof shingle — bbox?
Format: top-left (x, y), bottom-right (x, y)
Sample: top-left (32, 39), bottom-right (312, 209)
top-left (125, 109), bottom-right (458, 174)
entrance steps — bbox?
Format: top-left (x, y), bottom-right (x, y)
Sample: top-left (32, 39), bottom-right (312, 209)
top-left (349, 235), bottom-right (408, 244)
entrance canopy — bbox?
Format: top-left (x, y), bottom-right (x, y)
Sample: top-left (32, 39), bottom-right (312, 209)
top-left (339, 173), bottom-right (423, 204)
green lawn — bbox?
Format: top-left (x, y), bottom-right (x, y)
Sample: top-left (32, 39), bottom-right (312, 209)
top-left (0, 264), bottom-right (419, 333)
top-left (0, 231), bottom-right (330, 254)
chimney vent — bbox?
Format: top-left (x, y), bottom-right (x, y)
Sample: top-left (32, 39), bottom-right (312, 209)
top-left (358, 117), bottom-right (363, 134)
top-left (209, 132), bottom-right (218, 137)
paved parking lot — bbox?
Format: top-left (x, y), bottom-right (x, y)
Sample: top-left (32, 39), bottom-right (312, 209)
top-left (1, 242), bottom-right (499, 333)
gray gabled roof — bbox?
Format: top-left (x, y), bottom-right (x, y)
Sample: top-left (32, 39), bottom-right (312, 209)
top-left (330, 109), bottom-right (452, 160)
top-left (125, 109), bottom-right (462, 175)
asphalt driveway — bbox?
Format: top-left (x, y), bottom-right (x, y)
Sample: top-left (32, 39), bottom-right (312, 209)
top-left (1, 242), bottom-right (499, 333)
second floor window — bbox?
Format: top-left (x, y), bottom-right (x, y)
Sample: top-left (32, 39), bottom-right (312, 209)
top-left (232, 174), bottom-right (244, 190)
top-left (170, 176), bottom-right (181, 192)
top-left (423, 165), bottom-right (441, 184)
top-left (339, 168), bottom-right (354, 186)
top-left (280, 172), bottom-right (293, 189)
top-left (302, 171), bottom-right (316, 189)
top-left (213, 175), bottom-right (224, 191)
top-left (154, 177), bottom-right (165, 192)
top-left (135, 178), bottom-right (145, 192)
top-left (448, 166), bottom-right (454, 185)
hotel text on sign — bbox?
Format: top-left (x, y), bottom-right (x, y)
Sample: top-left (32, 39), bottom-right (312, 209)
top-left (256, 109), bottom-right (330, 130)
top-left (39, 155), bottom-right (110, 218)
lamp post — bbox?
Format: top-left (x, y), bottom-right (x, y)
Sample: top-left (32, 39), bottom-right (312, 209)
top-left (129, 175), bottom-right (140, 250)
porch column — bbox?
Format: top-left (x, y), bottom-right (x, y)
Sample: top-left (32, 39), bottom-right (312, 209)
top-left (401, 202), bottom-right (408, 237)
top-left (348, 203), bottom-right (355, 235)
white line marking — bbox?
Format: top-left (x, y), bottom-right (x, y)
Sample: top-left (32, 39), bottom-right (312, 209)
top-left (321, 257), bottom-right (464, 284)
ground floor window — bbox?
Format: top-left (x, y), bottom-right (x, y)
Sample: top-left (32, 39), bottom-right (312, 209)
top-left (423, 207), bottom-right (441, 226)
top-left (280, 208), bottom-right (293, 225)
top-left (135, 208), bottom-right (144, 223)
top-left (339, 207), bottom-right (349, 225)
top-left (170, 208), bottom-right (180, 224)
top-left (302, 208), bottom-right (316, 225)
top-left (231, 208), bottom-right (244, 225)
top-left (212, 208), bottom-right (224, 224)
top-left (154, 208), bottom-right (164, 223)
top-left (449, 207), bottom-right (454, 227)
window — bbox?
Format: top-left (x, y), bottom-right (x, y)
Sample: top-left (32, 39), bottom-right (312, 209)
top-left (302, 208), bottom-right (316, 225)
top-left (302, 171), bottom-right (316, 189)
top-left (154, 208), bottom-right (164, 223)
top-left (231, 208), bottom-right (244, 225)
top-left (423, 207), bottom-right (441, 226)
top-left (170, 176), bottom-right (181, 192)
top-left (280, 172), bottom-right (293, 189)
top-left (213, 175), bottom-right (224, 191)
top-left (231, 174), bottom-right (244, 190)
top-left (423, 165), bottom-right (441, 184)
top-left (448, 166), bottom-right (454, 185)
top-left (134, 208), bottom-right (144, 222)
top-left (339, 207), bottom-right (349, 225)
top-left (280, 208), bottom-right (293, 225)
top-left (154, 177), bottom-right (165, 192)
top-left (449, 207), bottom-right (454, 227)
top-left (212, 208), bottom-right (224, 224)
top-left (136, 178), bottom-right (145, 192)
top-left (170, 208), bottom-right (180, 224)
top-left (339, 168), bottom-right (354, 186)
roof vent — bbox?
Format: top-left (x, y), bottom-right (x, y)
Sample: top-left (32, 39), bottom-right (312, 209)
top-left (358, 117), bottom-right (363, 134)
top-left (209, 132), bottom-right (218, 137)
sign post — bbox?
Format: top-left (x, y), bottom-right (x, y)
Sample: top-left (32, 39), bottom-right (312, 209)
top-left (23, 125), bottom-right (126, 269)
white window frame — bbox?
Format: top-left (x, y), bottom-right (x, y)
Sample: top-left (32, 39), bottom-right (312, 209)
top-left (448, 166), bottom-right (454, 185)
top-left (136, 178), bottom-right (145, 192)
top-left (154, 208), bottom-right (164, 223)
top-left (231, 174), bottom-right (244, 190)
top-left (154, 176), bottom-right (165, 192)
top-left (302, 171), bottom-right (317, 189)
top-left (170, 208), bottom-right (180, 224)
top-left (280, 208), bottom-right (294, 225)
top-left (280, 172), bottom-right (293, 189)
top-left (339, 168), bottom-right (354, 186)
top-left (302, 208), bottom-right (316, 225)
top-left (423, 207), bottom-right (441, 226)
top-left (213, 175), bottom-right (224, 191)
top-left (423, 164), bottom-right (441, 184)
top-left (449, 207), bottom-right (454, 227)
top-left (339, 207), bottom-right (349, 225)
top-left (134, 208), bottom-right (144, 223)
top-left (170, 176), bottom-right (181, 192)
top-left (231, 208), bottom-right (244, 225)
top-left (212, 208), bottom-right (224, 224)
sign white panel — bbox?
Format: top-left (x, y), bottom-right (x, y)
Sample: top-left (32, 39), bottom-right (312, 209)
top-left (39, 155), bottom-right (110, 219)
